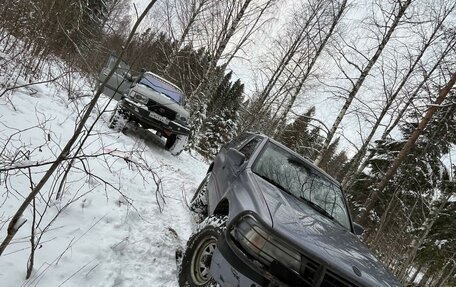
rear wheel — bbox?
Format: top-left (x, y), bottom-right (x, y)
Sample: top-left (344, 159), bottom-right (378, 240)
top-left (178, 216), bottom-right (227, 287)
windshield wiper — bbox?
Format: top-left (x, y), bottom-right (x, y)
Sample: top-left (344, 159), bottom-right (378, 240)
top-left (299, 196), bottom-right (334, 220)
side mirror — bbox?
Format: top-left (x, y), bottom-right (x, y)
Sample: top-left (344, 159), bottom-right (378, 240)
top-left (353, 222), bottom-right (364, 236)
top-left (124, 72), bottom-right (133, 82)
top-left (227, 148), bottom-right (245, 167)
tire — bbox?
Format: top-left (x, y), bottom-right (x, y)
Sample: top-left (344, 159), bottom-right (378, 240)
top-left (189, 173), bottom-right (210, 224)
top-left (165, 134), bottom-right (177, 150)
top-left (178, 216), bottom-right (227, 287)
top-left (167, 135), bottom-right (188, 156)
top-left (108, 102), bottom-right (127, 132)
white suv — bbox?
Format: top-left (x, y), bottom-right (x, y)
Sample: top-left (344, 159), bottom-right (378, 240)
top-left (98, 55), bottom-right (190, 155)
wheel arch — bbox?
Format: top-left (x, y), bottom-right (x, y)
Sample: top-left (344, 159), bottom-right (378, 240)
top-left (213, 198), bottom-right (229, 217)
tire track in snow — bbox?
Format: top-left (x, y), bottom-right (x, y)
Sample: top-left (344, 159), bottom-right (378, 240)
top-left (90, 148), bottom-right (208, 287)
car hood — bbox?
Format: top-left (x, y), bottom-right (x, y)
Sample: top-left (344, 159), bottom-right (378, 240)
top-left (131, 84), bottom-right (189, 118)
top-left (254, 176), bottom-right (401, 287)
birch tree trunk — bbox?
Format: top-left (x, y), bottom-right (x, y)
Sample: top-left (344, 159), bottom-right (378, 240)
top-left (340, 8), bottom-right (454, 188)
top-left (315, 0), bottom-right (412, 165)
top-left (255, 0), bottom-right (328, 108)
top-left (162, 0), bottom-right (211, 76)
top-left (357, 71), bottom-right (456, 224)
top-left (343, 38), bottom-right (456, 190)
top-left (221, 0), bottom-right (276, 69)
top-left (273, 0), bottom-right (348, 132)
top-left (396, 194), bottom-right (450, 281)
top-left (190, 0), bottom-right (252, 101)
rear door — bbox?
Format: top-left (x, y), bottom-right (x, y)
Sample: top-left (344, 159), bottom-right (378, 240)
top-left (97, 55), bottom-right (132, 100)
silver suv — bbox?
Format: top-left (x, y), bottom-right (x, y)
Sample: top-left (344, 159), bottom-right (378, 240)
top-left (179, 133), bottom-right (401, 287)
top-left (98, 55), bottom-right (190, 155)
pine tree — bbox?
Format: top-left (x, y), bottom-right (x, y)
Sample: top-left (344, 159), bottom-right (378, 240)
top-left (327, 150), bottom-right (349, 180)
top-left (197, 110), bottom-right (239, 158)
top-left (348, 83), bottom-right (456, 284)
top-left (279, 107), bottom-right (316, 157)
top-left (319, 137), bottom-right (341, 171)
top-left (206, 71), bottom-right (234, 117)
top-left (196, 73), bottom-right (244, 158)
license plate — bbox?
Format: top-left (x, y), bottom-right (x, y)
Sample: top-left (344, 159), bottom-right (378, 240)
top-left (149, 111), bottom-right (170, 125)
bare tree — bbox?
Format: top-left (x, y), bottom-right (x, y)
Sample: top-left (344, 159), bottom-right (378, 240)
top-left (272, 0), bottom-right (348, 133)
top-left (315, 0), bottom-right (413, 165)
top-left (341, 2), bottom-right (456, 189)
top-left (243, 0), bottom-right (348, 133)
top-left (344, 39), bottom-right (455, 191)
top-left (162, 0), bottom-right (214, 75)
top-left (185, 0), bottom-right (276, 148)
top-left (0, 0), bottom-right (159, 256)
top-left (190, 0), bottom-right (276, 101)
top-left (357, 71), bottom-right (456, 225)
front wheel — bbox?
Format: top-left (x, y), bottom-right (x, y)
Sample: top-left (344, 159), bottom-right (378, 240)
top-left (108, 102), bottom-right (127, 131)
top-left (166, 134), bottom-right (188, 155)
top-left (178, 216), bottom-right (227, 287)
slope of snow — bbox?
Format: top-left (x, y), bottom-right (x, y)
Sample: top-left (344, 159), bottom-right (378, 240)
top-left (0, 65), bottom-right (208, 286)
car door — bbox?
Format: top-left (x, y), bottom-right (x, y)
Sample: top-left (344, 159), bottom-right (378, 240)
top-left (97, 55), bottom-right (132, 100)
top-left (209, 135), bottom-right (263, 213)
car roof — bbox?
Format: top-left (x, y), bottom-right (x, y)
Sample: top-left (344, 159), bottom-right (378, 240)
top-left (248, 132), bottom-right (341, 186)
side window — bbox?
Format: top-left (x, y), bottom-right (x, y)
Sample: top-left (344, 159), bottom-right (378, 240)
top-left (225, 133), bottom-right (252, 149)
top-left (106, 55), bottom-right (130, 72)
top-left (239, 137), bottom-right (262, 161)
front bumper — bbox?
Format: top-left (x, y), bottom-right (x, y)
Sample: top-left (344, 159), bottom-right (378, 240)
top-left (121, 98), bottom-right (190, 136)
top-left (210, 233), bottom-right (289, 287)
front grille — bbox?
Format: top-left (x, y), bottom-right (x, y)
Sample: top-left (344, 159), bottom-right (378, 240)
top-left (321, 270), bottom-right (358, 287)
top-left (301, 254), bottom-right (320, 284)
top-left (147, 99), bottom-right (176, 120)
top-left (266, 253), bottom-right (320, 286)
top-left (270, 260), bottom-right (310, 286)
top-left (270, 255), bottom-right (359, 287)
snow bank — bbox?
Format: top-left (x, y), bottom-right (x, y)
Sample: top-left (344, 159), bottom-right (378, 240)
top-left (0, 55), bottom-right (207, 286)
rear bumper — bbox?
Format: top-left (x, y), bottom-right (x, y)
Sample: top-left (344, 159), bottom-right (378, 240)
top-left (121, 98), bottom-right (190, 136)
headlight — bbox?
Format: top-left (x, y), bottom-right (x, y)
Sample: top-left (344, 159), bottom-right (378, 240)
top-left (176, 114), bottom-right (187, 123)
top-left (231, 214), bottom-right (301, 273)
top-left (129, 91), bottom-right (148, 104)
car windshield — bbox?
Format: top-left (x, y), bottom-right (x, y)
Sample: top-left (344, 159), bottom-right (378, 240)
top-left (139, 74), bottom-right (184, 105)
top-left (252, 142), bottom-right (351, 230)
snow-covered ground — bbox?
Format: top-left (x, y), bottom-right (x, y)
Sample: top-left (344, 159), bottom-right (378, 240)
top-left (0, 62), bottom-right (207, 286)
